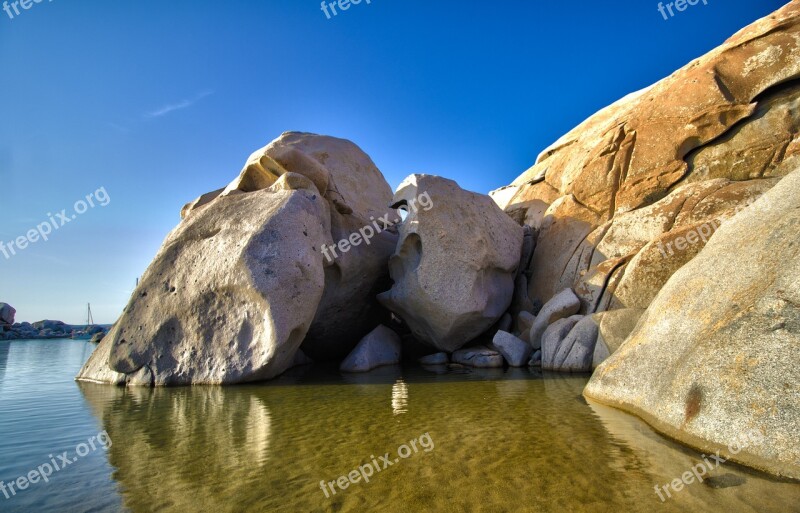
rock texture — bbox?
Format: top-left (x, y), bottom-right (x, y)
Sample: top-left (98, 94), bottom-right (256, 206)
top-left (544, 315), bottom-right (599, 372)
top-left (78, 173), bottom-right (330, 386)
top-left (186, 132), bottom-right (398, 361)
top-left (378, 175), bottom-right (523, 352)
top-left (340, 325), bottom-right (401, 372)
top-left (539, 315), bottom-right (582, 368)
top-left (78, 133), bottom-right (401, 385)
top-left (491, 2), bottom-right (800, 320)
top-left (591, 308), bottom-right (644, 369)
top-left (585, 166), bottom-right (800, 480)
top-left (492, 331), bottom-right (532, 367)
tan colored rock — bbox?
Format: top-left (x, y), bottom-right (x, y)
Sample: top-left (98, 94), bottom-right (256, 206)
top-left (378, 175), bottom-right (523, 352)
top-left (77, 174), bottom-right (330, 386)
top-left (492, 3), bottom-right (800, 315)
top-left (591, 309), bottom-right (644, 369)
top-left (585, 166), bottom-right (800, 479)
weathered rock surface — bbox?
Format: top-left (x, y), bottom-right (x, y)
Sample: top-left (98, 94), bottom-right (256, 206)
top-left (529, 289), bottom-right (581, 350)
top-left (185, 132), bottom-right (398, 361)
top-left (452, 346), bottom-right (505, 368)
top-left (340, 325), bottom-right (401, 373)
top-left (492, 331), bottom-right (532, 367)
top-left (77, 173), bottom-right (330, 386)
top-left (585, 166), bottom-right (800, 480)
top-left (539, 315), bottom-right (583, 368)
top-left (545, 315), bottom-right (599, 372)
top-left (491, 2), bottom-right (800, 318)
top-left (378, 174), bottom-right (523, 352)
top-left (592, 308), bottom-right (644, 369)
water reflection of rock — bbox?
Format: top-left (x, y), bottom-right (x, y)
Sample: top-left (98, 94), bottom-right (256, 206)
top-left (585, 399), bottom-right (800, 512)
top-left (78, 383), bottom-right (272, 512)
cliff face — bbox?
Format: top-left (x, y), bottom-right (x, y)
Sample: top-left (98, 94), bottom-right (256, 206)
top-left (492, 0), bottom-right (800, 315)
top-left (491, 1), bottom-right (800, 479)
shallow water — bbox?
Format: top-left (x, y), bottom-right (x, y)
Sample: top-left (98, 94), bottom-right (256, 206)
top-left (0, 339), bottom-right (798, 512)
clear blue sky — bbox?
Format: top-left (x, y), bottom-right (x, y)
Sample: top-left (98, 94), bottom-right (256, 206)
top-left (0, 0), bottom-right (787, 324)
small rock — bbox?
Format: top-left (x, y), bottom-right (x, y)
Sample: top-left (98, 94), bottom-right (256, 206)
top-left (340, 325), bottom-right (402, 373)
top-left (492, 331), bottom-right (532, 367)
top-left (528, 349), bottom-right (542, 367)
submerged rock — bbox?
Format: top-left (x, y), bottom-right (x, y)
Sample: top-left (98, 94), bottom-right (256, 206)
top-left (340, 325), bottom-right (401, 373)
top-left (378, 174), bottom-right (523, 352)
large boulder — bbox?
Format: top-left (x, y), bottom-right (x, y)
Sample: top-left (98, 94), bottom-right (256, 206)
top-left (77, 173), bottom-right (330, 386)
top-left (585, 166), bottom-right (800, 480)
top-left (378, 175), bottom-right (523, 352)
top-left (183, 132), bottom-right (398, 361)
top-left (491, 2), bottom-right (800, 317)
top-left (0, 303), bottom-right (15, 327)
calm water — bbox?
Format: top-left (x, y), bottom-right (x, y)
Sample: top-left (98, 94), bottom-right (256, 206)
top-left (0, 339), bottom-right (798, 513)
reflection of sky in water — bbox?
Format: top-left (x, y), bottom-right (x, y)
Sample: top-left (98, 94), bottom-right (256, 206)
top-left (392, 379), bottom-right (408, 415)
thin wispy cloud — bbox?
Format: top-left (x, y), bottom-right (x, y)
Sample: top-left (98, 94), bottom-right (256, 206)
top-left (145, 90), bottom-right (214, 119)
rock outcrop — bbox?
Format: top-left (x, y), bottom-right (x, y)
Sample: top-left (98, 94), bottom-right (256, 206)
top-left (585, 165), bottom-right (800, 480)
top-left (339, 325), bottom-right (401, 372)
top-left (491, 1), bottom-right (800, 321)
top-left (378, 175), bottom-right (523, 352)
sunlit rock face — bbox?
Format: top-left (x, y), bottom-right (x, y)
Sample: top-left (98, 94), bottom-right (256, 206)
top-left (586, 165), bottom-right (800, 480)
top-left (186, 132), bottom-right (399, 362)
top-left (378, 175), bottom-right (523, 352)
top-left (78, 174), bottom-right (330, 386)
top-left (491, 1), bottom-right (800, 316)
top-left (77, 133), bottom-right (400, 385)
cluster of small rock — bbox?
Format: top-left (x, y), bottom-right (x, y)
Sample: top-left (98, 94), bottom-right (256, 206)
top-left (0, 303), bottom-right (108, 342)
